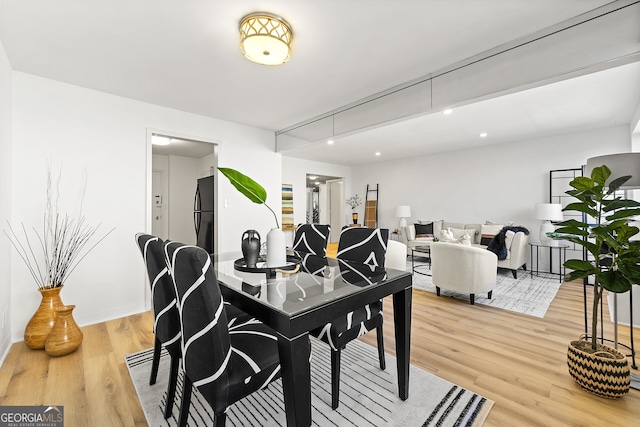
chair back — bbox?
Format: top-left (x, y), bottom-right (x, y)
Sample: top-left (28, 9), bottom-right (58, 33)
top-left (292, 224), bottom-right (331, 256)
top-left (337, 227), bottom-right (389, 267)
top-left (385, 240), bottom-right (407, 271)
top-left (135, 233), bottom-right (181, 356)
top-left (164, 241), bottom-right (232, 414)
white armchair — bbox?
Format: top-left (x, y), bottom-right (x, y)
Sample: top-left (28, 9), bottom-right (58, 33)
top-left (497, 231), bottom-right (530, 278)
top-left (430, 242), bottom-right (498, 305)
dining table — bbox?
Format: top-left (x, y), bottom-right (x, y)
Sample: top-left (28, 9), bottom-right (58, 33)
top-left (212, 251), bottom-right (413, 427)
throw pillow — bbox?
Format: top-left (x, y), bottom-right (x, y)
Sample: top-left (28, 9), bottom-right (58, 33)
top-left (480, 224), bottom-right (504, 246)
top-left (440, 228), bottom-right (456, 242)
top-left (414, 223), bottom-right (433, 237)
top-left (449, 227), bottom-right (470, 240)
top-left (459, 234), bottom-right (472, 246)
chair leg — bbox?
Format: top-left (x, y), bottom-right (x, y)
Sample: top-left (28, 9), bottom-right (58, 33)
top-left (178, 375), bottom-right (193, 427)
top-left (522, 263), bottom-right (527, 271)
top-left (149, 336), bottom-right (161, 385)
top-left (511, 269), bottom-right (518, 279)
top-left (331, 349), bottom-right (341, 410)
top-left (164, 355), bottom-right (181, 419)
top-left (215, 411), bottom-right (227, 427)
top-left (470, 294), bottom-right (475, 305)
top-left (436, 286), bottom-right (441, 296)
top-left (488, 290), bottom-right (493, 299)
top-left (376, 324), bottom-right (386, 371)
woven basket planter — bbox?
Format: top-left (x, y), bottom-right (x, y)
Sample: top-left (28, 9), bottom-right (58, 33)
top-left (567, 340), bottom-right (630, 398)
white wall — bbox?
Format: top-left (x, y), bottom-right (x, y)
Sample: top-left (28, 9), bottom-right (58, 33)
top-left (10, 72), bottom-right (280, 342)
top-left (0, 38), bottom-right (13, 362)
top-left (168, 155), bottom-right (199, 244)
top-left (352, 125), bottom-right (631, 269)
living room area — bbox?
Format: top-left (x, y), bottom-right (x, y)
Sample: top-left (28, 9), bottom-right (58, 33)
top-left (1, 1), bottom-right (640, 426)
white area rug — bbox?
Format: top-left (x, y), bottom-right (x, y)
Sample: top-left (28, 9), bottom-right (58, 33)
top-left (409, 259), bottom-right (562, 318)
top-left (126, 338), bottom-right (493, 427)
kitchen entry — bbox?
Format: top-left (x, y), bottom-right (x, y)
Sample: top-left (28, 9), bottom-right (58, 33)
top-left (150, 131), bottom-right (218, 252)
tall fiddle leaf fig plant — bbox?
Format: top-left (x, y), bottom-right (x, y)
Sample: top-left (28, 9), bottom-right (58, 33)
top-left (556, 165), bottom-right (640, 351)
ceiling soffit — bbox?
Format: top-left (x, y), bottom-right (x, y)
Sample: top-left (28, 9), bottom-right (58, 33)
top-left (276, 0), bottom-right (640, 152)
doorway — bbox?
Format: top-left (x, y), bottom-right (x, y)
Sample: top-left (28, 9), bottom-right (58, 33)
top-left (306, 174), bottom-right (344, 242)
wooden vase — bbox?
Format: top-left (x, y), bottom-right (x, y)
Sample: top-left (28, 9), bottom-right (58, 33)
top-left (45, 305), bottom-right (83, 357)
top-left (24, 286), bottom-right (64, 350)
top-left (352, 212), bottom-right (358, 224)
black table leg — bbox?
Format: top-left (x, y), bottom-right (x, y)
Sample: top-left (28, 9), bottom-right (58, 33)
top-left (278, 332), bottom-right (311, 427)
top-left (393, 286), bottom-right (412, 400)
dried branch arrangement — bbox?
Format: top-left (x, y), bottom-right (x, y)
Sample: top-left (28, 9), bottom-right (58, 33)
top-left (4, 166), bottom-right (115, 289)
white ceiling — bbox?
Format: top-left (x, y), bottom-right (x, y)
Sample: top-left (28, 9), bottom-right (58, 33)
top-left (1, 0), bottom-right (638, 165)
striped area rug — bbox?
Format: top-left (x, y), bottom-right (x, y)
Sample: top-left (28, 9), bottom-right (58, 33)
top-left (125, 338), bottom-right (492, 427)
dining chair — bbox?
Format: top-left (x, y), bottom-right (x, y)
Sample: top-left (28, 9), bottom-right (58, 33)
top-left (292, 223), bottom-right (331, 256)
top-left (135, 233), bottom-right (182, 419)
top-left (164, 241), bottom-right (282, 427)
top-left (311, 227), bottom-right (389, 409)
top-left (385, 240), bottom-right (408, 271)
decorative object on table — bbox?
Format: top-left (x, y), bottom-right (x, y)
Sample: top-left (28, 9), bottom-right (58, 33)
top-left (346, 194), bottom-right (362, 224)
top-left (44, 304), bottom-right (83, 356)
top-left (281, 183), bottom-right (295, 231)
top-left (395, 205), bottom-right (411, 230)
top-left (218, 167), bottom-right (286, 268)
top-left (556, 164), bottom-right (640, 398)
top-left (4, 165), bottom-right (114, 351)
top-left (241, 229), bottom-right (261, 268)
top-left (534, 203), bottom-right (563, 245)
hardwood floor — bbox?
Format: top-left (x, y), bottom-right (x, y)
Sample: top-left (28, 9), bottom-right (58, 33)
top-left (0, 279), bottom-right (638, 426)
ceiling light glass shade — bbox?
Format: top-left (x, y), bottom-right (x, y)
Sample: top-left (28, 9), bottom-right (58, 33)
top-left (240, 13), bottom-right (292, 65)
top-left (585, 153), bottom-right (640, 190)
top-left (151, 135), bottom-right (171, 146)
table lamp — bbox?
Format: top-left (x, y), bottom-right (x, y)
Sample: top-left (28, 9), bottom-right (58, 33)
top-left (395, 205), bottom-right (411, 231)
top-left (534, 203), bottom-right (563, 245)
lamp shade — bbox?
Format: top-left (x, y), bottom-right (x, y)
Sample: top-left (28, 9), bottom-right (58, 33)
top-left (395, 205), bottom-right (411, 218)
top-left (534, 203), bottom-right (563, 221)
top-left (585, 153), bottom-right (640, 190)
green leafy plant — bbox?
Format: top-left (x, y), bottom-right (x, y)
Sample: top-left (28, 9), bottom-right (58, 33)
top-left (218, 167), bottom-right (279, 228)
top-left (556, 165), bottom-right (640, 351)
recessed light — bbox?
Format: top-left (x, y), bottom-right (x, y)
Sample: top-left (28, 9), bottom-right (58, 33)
top-left (308, 176), bottom-right (317, 180)
top-left (480, 133), bottom-right (488, 138)
top-left (152, 135), bottom-right (171, 146)
top-left (375, 152), bottom-right (381, 156)
top-left (327, 140), bottom-right (334, 145)
top-left (443, 109), bottom-right (453, 115)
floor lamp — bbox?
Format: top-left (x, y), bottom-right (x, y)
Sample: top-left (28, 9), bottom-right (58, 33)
top-left (586, 152), bottom-right (640, 387)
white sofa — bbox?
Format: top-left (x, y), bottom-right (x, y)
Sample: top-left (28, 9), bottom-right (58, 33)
top-left (430, 242), bottom-right (498, 305)
top-left (405, 220), bottom-right (530, 278)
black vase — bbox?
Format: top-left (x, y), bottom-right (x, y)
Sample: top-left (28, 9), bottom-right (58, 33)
top-left (241, 230), bottom-right (261, 268)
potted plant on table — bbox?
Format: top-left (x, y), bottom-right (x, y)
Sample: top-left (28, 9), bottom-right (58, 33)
top-left (556, 165), bottom-right (640, 398)
top-left (346, 194), bottom-right (362, 224)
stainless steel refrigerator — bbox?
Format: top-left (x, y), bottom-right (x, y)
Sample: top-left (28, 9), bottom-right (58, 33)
top-left (194, 176), bottom-right (215, 254)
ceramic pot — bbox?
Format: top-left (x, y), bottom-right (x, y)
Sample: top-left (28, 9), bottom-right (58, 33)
top-left (24, 286), bottom-right (64, 350)
top-left (241, 229), bottom-right (261, 268)
top-left (352, 212), bottom-right (358, 224)
top-left (45, 305), bottom-right (83, 357)
top-left (266, 228), bottom-right (286, 267)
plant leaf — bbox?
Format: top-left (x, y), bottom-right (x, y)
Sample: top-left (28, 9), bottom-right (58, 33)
top-left (570, 176), bottom-right (595, 192)
top-left (218, 167), bottom-right (267, 205)
top-left (564, 259), bottom-right (598, 273)
top-left (602, 199), bottom-right (640, 212)
top-left (606, 175), bottom-right (632, 194)
top-left (598, 270), bottom-right (632, 293)
top-left (562, 202), bottom-right (598, 218)
top-left (590, 165), bottom-right (611, 186)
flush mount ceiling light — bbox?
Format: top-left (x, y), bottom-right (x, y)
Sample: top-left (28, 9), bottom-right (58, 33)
top-left (239, 12), bottom-right (293, 65)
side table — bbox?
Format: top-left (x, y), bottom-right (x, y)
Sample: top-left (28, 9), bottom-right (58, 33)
top-left (411, 245), bottom-right (431, 276)
top-left (529, 241), bottom-right (569, 283)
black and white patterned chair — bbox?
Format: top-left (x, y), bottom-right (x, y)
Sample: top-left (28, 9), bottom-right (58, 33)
top-left (311, 227), bottom-right (389, 409)
top-left (292, 224), bottom-right (331, 256)
top-left (164, 242), bottom-right (282, 427)
top-left (135, 233), bottom-right (182, 419)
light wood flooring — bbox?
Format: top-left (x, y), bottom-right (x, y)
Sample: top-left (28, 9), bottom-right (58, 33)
top-left (0, 278), bottom-right (639, 426)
